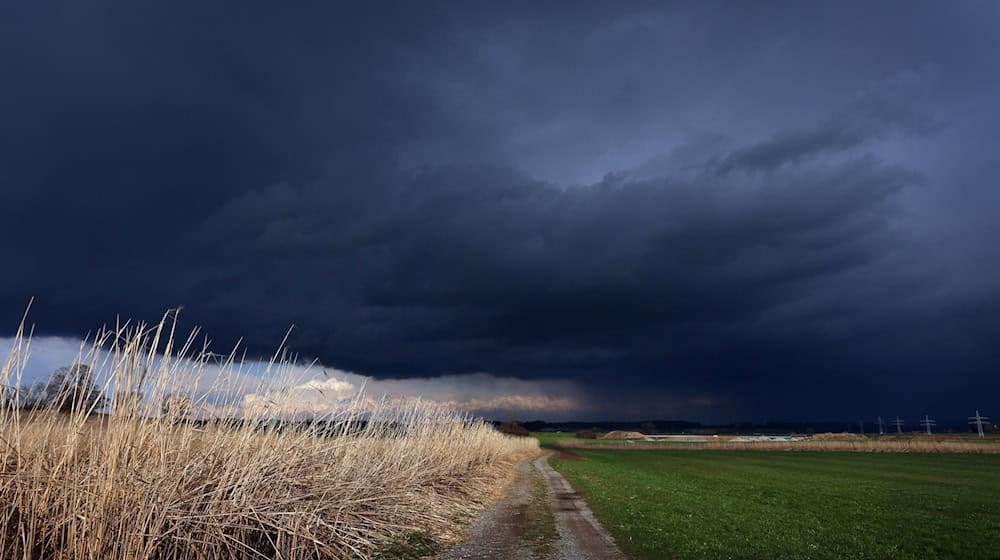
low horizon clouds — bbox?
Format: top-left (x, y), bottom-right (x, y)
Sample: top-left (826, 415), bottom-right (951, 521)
top-left (0, 336), bottom-right (589, 421)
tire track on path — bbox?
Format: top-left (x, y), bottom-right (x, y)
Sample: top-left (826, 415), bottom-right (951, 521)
top-left (440, 452), bottom-right (626, 560)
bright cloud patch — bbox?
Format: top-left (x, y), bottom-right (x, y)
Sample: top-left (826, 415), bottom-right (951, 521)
top-left (242, 370), bottom-right (586, 419)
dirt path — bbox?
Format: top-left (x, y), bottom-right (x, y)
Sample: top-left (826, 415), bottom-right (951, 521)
top-left (440, 453), bottom-right (626, 560)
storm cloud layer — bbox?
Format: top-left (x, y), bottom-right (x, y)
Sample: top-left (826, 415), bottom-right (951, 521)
top-left (2, 1), bottom-right (998, 421)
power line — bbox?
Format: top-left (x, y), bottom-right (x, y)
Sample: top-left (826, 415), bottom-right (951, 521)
top-left (919, 414), bottom-right (936, 435)
top-left (969, 410), bottom-right (990, 438)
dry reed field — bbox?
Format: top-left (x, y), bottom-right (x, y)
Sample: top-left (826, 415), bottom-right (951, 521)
top-left (0, 316), bottom-right (538, 559)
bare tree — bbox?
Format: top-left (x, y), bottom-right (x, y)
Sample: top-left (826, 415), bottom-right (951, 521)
top-left (0, 384), bottom-right (18, 409)
top-left (113, 389), bottom-right (145, 414)
top-left (161, 393), bottom-right (194, 420)
top-left (21, 381), bottom-right (48, 410)
top-left (35, 364), bottom-right (105, 412)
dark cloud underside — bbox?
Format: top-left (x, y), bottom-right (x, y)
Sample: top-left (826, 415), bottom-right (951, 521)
top-left (1, 1), bottom-right (998, 420)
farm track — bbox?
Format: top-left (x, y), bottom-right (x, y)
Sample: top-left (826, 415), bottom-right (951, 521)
top-left (440, 453), bottom-right (625, 560)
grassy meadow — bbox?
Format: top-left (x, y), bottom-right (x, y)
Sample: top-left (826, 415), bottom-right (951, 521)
top-left (550, 449), bottom-right (1000, 560)
top-left (530, 430), bottom-right (576, 448)
top-left (0, 319), bottom-right (538, 559)
top-left (538, 430), bottom-right (1000, 453)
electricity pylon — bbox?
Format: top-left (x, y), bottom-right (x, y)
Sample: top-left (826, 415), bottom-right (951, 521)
top-left (919, 415), bottom-right (936, 435)
top-left (969, 410), bottom-right (990, 438)
top-left (876, 416), bottom-right (885, 435)
top-left (890, 416), bottom-right (904, 434)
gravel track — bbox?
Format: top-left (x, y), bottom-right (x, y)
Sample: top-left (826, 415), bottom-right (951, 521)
top-left (440, 453), bottom-right (626, 560)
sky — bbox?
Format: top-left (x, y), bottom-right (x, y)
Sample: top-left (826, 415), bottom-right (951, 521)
top-left (1, 1), bottom-right (998, 422)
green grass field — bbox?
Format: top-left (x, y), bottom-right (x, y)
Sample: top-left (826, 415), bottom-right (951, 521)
top-left (550, 450), bottom-right (1000, 560)
top-left (531, 431), bottom-right (576, 448)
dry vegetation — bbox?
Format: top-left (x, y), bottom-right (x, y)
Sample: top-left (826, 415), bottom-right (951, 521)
top-left (599, 430), bottom-right (646, 440)
top-left (0, 316), bottom-right (538, 559)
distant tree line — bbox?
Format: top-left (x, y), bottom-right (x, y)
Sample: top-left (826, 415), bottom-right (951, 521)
top-left (5, 364), bottom-right (106, 412)
top-left (497, 420), bottom-right (530, 437)
top-left (0, 364), bottom-right (191, 420)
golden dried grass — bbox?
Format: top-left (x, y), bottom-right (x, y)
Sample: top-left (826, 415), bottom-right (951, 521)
top-left (0, 315), bottom-right (538, 559)
top-left (810, 432), bottom-right (867, 440)
top-left (599, 431), bottom-right (646, 440)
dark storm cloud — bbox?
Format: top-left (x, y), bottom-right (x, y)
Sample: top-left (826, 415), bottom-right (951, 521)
top-left (1, 1), bottom-right (998, 421)
top-left (716, 68), bottom-right (942, 175)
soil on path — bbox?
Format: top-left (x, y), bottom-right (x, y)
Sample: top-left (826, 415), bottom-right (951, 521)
top-left (440, 453), bottom-right (626, 560)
